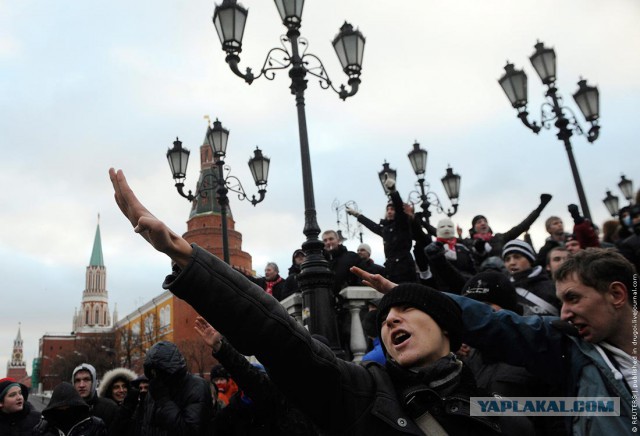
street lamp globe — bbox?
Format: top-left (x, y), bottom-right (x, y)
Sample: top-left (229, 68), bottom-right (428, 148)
top-left (618, 175), bottom-right (634, 202)
top-left (573, 79), bottom-right (600, 122)
top-left (248, 146), bottom-right (270, 188)
top-left (407, 142), bottom-right (428, 177)
top-left (166, 138), bottom-right (190, 180)
top-left (207, 119), bottom-right (230, 157)
top-left (498, 63), bottom-right (528, 109)
top-left (603, 190), bottom-right (620, 217)
top-left (529, 41), bottom-right (556, 85)
top-left (378, 161), bottom-right (397, 195)
top-left (332, 22), bottom-right (365, 78)
top-left (441, 167), bottom-right (461, 203)
top-left (274, 0), bottom-right (305, 29)
top-left (213, 0), bottom-right (249, 54)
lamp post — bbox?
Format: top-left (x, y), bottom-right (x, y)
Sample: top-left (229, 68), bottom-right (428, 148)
top-left (378, 144), bottom-right (461, 218)
top-left (406, 141), bottom-right (461, 217)
top-left (499, 41), bottom-right (600, 222)
top-left (212, 0), bottom-right (364, 352)
top-left (603, 174), bottom-right (635, 217)
top-left (166, 118), bottom-right (270, 264)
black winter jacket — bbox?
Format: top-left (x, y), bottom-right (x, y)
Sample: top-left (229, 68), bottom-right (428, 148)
top-left (0, 401), bottom-right (41, 436)
top-left (33, 382), bottom-right (106, 436)
top-left (511, 266), bottom-right (561, 316)
top-left (211, 339), bottom-right (318, 436)
top-left (357, 191), bottom-right (415, 283)
top-left (323, 245), bottom-right (361, 295)
top-left (164, 245), bottom-right (503, 435)
top-left (140, 342), bottom-right (213, 436)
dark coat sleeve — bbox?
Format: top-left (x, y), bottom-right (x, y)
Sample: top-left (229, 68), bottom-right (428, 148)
top-left (357, 214), bottom-right (383, 237)
top-left (500, 203), bottom-right (546, 243)
top-left (213, 340), bottom-right (281, 407)
top-left (164, 245), bottom-right (377, 433)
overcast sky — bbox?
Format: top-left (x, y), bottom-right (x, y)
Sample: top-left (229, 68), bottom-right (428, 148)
top-left (2, 0), bottom-right (639, 377)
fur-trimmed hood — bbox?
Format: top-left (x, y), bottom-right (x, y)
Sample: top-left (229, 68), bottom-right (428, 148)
top-left (97, 367), bottom-right (137, 399)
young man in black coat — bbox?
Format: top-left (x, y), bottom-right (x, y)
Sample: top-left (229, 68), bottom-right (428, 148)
top-left (109, 168), bottom-right (532, 435)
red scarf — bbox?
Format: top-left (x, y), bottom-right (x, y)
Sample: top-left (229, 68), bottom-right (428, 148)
top-left (265, 276), bottom-right (283, 295)
top-left (472, 232), bottom-right (493, 242)
top-left (436, 237), bottom-right (458, 251)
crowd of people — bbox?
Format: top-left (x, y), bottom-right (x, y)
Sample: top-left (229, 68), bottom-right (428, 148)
top-left (1, 170), bottom-right (637, 435)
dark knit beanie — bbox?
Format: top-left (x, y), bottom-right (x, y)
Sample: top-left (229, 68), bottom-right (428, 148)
top-left (462, 271), bottom-right (522, 314)
top-left (502, 239), bottom-right (536, 264)
top-left (0, 377), bottom-right (28, 402)
top-left (377, 283), bottom-right (463, 353)
top-left (471, 215), bottom-right (487, 227)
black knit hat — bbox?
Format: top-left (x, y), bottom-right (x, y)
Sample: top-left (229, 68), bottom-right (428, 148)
top-left (377, 283), bottom-right (463, 352)
top-left (472, 215), bottom-right (487, 227)
top-left (462, 271), bottom-right (522, 314)
top-left (502, 239), bottom-right (536, 264)
top-left (0, 377), bottom-right (28, 402)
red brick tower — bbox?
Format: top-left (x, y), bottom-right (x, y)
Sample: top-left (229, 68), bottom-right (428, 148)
top-left (182, 129), bottom-right (253, 270)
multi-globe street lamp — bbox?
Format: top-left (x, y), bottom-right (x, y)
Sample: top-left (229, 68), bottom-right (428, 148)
top-left (332, 199), bottom-right (363, 243)
top-left (603, 175), bottom-right (635, 217)
top-left (499, 41), bottom-right (600, 222)
top-left (378, 142), bottom-right (461, 218)
top-left (166, 118), bottom-right (270, 264)
top-left (212, 0), bottom-right (365, 352)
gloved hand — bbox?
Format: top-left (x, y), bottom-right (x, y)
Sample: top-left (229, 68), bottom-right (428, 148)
top-left (540, 193), bottom-right (552, 207)
top-left (425, 241), bottom-right (445, 260)
top-left (384, 177), bottom-right (396, 192)
top-left (122, 387), bottom-right (140, 411)
top-left (473, 238), bottom-right (486, 254)
top-left (148, 377), bottom-right (170, 400)
top-left (346, 207), bottom-right (360, 217)
top-left (568, 204), bottom-right (584, 224)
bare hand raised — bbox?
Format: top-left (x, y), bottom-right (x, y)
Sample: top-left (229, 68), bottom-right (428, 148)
top-left (194, 316), bottom-right (223, 353)
top-left (109, 168), bottom-right (193, 268)
top-left (350, 266), bottom-right (397, 294)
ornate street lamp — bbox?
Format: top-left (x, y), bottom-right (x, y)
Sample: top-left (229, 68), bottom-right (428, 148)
top-left (499, 41), bottom-right (600, 221)
top-left (332, 199), bottom-right (363, 243)
top-left (602, 191), bottom-right (620, 217)
top-left (378, 161), bottom-right (397, 195)
top-left (166, 118), bottom-right (270, 264)
top-left (212, 0), bottom-right (364, 354)
top-left (618, 174), bottom-right (634, 204)
top-left (603, 174), bottom-right (635, 217)
top-left (405, 142), bottom-right (460, 217)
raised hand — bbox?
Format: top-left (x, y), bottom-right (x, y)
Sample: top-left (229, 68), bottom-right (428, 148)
top-left (346, 207), bottom-right (360, 217)
top-left (350, 266), bottom-right (397, 294)
top-left (109, 168), bottom-right (193, 268)
top-left (194, 316), bottom-right (223, 352)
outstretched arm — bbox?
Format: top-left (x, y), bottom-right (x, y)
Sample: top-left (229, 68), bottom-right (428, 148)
top-left (350, 266), bottom-right (397, 294)
top-left (109, 168), bottom-right (192, 268)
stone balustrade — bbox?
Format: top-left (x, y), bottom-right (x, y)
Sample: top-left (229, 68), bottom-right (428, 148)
top-left (279, 286), bottom-right (383, 362)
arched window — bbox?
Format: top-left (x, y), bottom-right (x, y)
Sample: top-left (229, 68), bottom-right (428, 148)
top-left (85, 310), bottom-right (89, 324)
top-left (95, 308), bottom-right (100, 324)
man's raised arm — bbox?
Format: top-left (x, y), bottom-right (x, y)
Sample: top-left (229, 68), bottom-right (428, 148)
top-left (109, 168), bottom-right (192, 268)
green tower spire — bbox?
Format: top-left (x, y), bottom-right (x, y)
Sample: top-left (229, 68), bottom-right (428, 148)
top-left (89, 214), bottom-right (104, 266)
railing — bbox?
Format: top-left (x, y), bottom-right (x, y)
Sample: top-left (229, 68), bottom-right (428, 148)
top-left (280, 286), bottom-right (383, 362)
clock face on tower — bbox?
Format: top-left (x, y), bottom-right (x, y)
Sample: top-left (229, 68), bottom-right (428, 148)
top-left (13, 352), bottom-right (22, 361)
